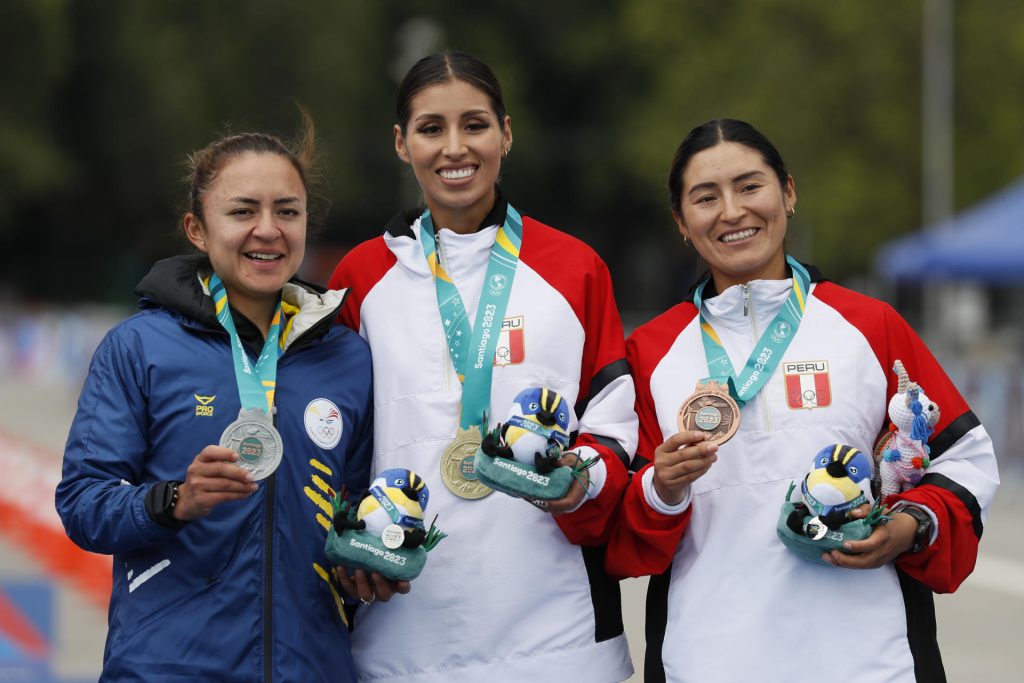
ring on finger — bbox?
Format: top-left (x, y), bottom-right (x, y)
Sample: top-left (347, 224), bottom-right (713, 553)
top-left (360, 594), bottom-right (375, 605)
top-left (532, 499), bottom-right (548, 508)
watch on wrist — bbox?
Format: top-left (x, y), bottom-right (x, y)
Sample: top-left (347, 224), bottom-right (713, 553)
top-left (146, 480), bottom-right (186, 529)
top-left (901, 506), bottom-right (933, 554)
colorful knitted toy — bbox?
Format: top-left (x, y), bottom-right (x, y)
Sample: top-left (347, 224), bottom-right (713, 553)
top-left (874, 360), bottom-right (940, 505)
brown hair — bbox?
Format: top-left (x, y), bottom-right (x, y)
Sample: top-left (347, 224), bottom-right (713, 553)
top-left (184, 105), bottom-right (323, 227)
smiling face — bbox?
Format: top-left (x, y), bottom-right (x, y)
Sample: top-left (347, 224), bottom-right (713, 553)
top-left (183, 152), bottom-right (306, 327)
top-left (394, 78), bottom-right (512, 233)
top-left (674, 141), bottom-right (796, 292)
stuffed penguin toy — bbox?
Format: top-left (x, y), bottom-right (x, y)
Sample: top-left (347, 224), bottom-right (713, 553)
top-left (334, 468), bottom-right (429, 549)
top-left (778, 444), bottom-right (886, 564)
top-left (799, 444), bottom-right (874, 531)
top-left (483, 386), bottom-right (572, 474)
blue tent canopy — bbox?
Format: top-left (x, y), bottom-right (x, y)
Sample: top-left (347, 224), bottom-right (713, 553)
top-left (875, 176), bottom-right (1024, 283)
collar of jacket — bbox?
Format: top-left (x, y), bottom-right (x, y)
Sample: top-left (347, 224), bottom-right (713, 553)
top-left (685, 259), bottom-right (826, 301)
top-left (383, 184), bottom-right (509, 239)
top-left (134, 254), bottom-right (346, 356)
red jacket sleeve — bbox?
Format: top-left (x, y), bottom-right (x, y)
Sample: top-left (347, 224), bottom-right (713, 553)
top-left (553, 254), bottom-right (635, 545)
top-left (604, 310), bottom-right (696, 577)
top-left (815, 283), bottom-right (998, 593)
top-left (518, 218), bottom-right (638, 546)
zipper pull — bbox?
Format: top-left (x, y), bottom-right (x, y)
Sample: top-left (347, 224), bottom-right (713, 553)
top-left (742, 284), bottom-right (750, 317)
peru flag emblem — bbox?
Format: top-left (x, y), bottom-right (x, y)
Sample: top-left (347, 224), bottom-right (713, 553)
top-left (494, 315), bottom-right (525, 366)
top-left (783, 360), bottom-right (832, 410)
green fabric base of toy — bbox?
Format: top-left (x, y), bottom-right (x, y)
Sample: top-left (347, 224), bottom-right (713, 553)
top-left (776, 502), bottom-right (876, 566)
top-left (472, 448), bottom-right (572, 500)
top-left (324, 528), bottom-right (427, 581)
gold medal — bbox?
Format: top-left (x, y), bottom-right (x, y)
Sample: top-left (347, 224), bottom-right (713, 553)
top-left (678, 380), bottom-right (740, 445)
top-left (440, 426), bottom-right (493, 500)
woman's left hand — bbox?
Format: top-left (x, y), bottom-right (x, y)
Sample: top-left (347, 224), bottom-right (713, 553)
top-left (333, 566), bottom-right (411, 605)
top-left (821, 507), bottom-right (918, 569)
top-left (527, 451), bottom-right (589, 515)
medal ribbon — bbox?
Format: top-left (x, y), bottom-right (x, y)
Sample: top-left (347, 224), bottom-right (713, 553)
top-left (693, 256), bottom-right (811, 407)
top-left (420, 205), bottom-right (523, 430)
top-left (368, 486), bottom-right (424, 530)
top-left (505, 415), bottom-right (570, 448)
top-left (208, 273), bottom-right (284, 413)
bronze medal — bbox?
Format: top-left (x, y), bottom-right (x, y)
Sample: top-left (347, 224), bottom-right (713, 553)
top-left (440, 426), bottom-right (493, 500)
top-left (678, 380), bottom-right (740, 445)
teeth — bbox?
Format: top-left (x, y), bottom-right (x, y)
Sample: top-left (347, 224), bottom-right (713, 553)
top-left (721, 229), bottom-right (758, 243)
top-left (439, 167), bottom-right (475, 180)
top-left (247, 253), bottom-right (281, 261)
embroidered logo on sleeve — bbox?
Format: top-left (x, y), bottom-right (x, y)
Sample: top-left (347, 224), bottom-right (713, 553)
top-left (783, 361), bottom-right (832, 410)
top-left (304, 398), bottom-right (343, 449)
top-left (194, 394), bottom-right (216, 417)
top-left (495, 315), bottom-right (525, 366)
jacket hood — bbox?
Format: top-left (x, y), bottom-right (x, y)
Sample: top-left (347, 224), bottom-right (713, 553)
top-left (135, 254), bottom-right (346, 352)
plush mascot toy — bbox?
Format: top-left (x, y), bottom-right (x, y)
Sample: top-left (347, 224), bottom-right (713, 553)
top-left (325, 468), bottom-right (446, 581)
top-left (474, 386), bottom-right (595, 500)
top-left (777, 444), bottom-right (889, 565)
top-left (873, 360), bottom-right (940, 505)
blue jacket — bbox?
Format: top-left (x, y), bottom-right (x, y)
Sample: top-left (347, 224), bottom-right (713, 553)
top-left (56, 256), bottom-right (372, 682)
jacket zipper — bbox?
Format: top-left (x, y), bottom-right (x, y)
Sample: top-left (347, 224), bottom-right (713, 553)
top-left (742, 285), bottom-right (774, 433)
top-left (263, 408), bottom-right (277, 683)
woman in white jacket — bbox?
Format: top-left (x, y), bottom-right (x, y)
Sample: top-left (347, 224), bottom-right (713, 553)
top-left (608, 118), bottom-right (999, 682)
top-left (328, 51), bottom-right (639, 683)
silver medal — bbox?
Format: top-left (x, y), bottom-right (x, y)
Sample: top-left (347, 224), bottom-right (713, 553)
top-left (220, 408), bottom-right (284, 481)
top-left (381, 524), bottom-right (405, 550)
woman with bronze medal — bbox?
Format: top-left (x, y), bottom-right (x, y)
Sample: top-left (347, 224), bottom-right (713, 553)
top-left (329, 51), bottom-right (638, 682)
top-left (56, 113), bottom-right (375, 682)
top-left (606, 120), bottom-right (999, 682)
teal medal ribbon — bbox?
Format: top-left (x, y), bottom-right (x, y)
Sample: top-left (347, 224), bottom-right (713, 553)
top-left (419, 205), bottom-right (523, 430)
top-left (693, 256), bottom-right (811, 407)
top-left (368, 486), bottom-right (424, 530)
top-left (208, 273), bottom-right (284, 413)
top-left (505, 414), bottom-right (570, 448)
top-left (209, 273), bottom-right (286, 480)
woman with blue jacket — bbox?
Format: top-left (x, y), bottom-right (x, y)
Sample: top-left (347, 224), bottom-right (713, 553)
top-left (56, 116), bottom-right (374, 682)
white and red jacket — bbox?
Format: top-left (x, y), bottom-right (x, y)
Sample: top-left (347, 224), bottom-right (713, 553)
top-left (610, 268), bottom-right (998, 683)
top-left (328, 199), bottom-right (637, 683)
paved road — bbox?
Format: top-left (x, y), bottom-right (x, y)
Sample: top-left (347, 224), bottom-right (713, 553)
top-left (3, 376), bottom-right (1021, 681)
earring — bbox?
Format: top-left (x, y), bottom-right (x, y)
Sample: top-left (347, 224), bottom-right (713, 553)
top-left (682, 235), bottom-right (691, 247)
top-left (503, 146), bottom-right (511, 159)
top-left (786, 207), bottom-right (795, 218)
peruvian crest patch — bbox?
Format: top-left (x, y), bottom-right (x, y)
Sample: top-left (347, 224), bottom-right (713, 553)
top-left (783, 360), bottom-right (832, 410)
top-left (494, 315), bottom-right (525, 366)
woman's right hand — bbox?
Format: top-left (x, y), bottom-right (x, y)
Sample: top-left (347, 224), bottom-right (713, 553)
top-left (652, 431), bottom-right (718, 506)
top-left (333, 566), bottom-right (412, 605)
top-left (173, 445), bottom-right (259, 521)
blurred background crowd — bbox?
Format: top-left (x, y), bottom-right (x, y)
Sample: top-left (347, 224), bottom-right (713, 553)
top-left (1, 1), bottom-right (1022, 680)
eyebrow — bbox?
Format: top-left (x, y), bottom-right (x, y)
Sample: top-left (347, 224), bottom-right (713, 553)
top-left (687, 170), bottom-right (768, 196)
top-left (228, 196), bottom-right (302, 204)
top-left (413, 109), bottom-right (492, 123)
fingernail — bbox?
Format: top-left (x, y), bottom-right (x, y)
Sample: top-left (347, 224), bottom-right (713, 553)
top-left (843, 542), bottom-right (852, 550)
top-left (707, 444), bottom-right (718, 453)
